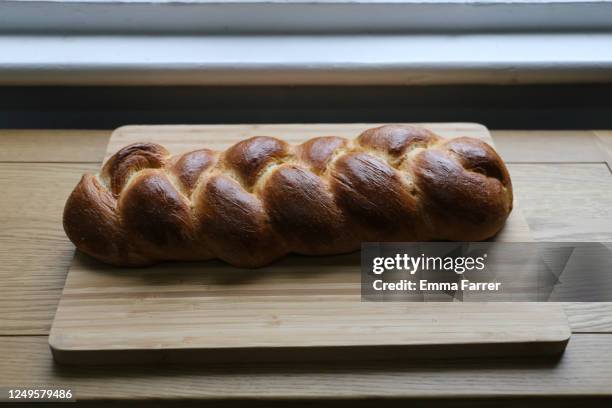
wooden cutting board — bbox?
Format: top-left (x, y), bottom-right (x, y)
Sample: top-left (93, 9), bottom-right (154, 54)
top-left (49, 123), bottom-right (571, 365)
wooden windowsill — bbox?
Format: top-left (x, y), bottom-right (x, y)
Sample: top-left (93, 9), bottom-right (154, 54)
top-left (1, 129), bottom-right (612, 403)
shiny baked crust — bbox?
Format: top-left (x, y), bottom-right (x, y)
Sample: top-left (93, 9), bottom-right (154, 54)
top-left (63, 125), bottom-right (513, 267)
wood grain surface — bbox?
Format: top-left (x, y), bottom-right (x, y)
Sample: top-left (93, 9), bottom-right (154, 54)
top-left (0, 163), bottom-right (99, 334)
top-left (593, 130), bottom-right (612, 171)
top-left (0, 130), bottom-right (109, 162)
top-left (509, 163), bottom-right (612, 241)
top-left (493, 130), bottom-right (608, 163)
top-left (4, 334), bottom-right (612, 400)
top-left (1, 128), bottom-right (611, 403)
top-left (49, 123), bottom-right (569, 365)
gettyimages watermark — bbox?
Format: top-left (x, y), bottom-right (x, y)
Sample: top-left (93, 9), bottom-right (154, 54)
top-left (361, 242), bottom-right (612, 302)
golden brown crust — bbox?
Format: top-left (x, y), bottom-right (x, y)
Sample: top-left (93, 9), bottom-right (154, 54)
top-left (263, 165), bottom-right (347, 254)
top-left (170, 148), bottom-right (217, 194)
top-left (224, 136), bottom-right (289, 188)
top-left (297, 136), bottom-right (348, 174)
top-left (101, 143), bottom-right (168, 196)
top-left (357, 124), bottom-right (438, 157)
top-left (63, 124), bottom-right (513, 267)
top-left (331, 152), bottom-right (420, 239)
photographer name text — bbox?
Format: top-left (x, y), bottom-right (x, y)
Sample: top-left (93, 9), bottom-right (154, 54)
top-left (370, 253), bottom-right (501, 293)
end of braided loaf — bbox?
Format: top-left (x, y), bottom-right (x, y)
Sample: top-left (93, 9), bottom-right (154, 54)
top-left (63, 125), bottom-right (513, 267)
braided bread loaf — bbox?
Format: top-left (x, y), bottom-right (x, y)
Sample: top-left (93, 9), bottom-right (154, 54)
top-left (63, 125), bottom-right (513, 267)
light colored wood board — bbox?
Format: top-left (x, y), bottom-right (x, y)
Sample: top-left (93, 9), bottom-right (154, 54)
top-left (0, 130), bottom-right (110, 162)
top-left (50, 123), bottom-right (570, 365)
top-left (3, 334), bottom-right (612, 399)
top-left (0, 163), bottom-right (99, 335)
top-left (51, 252), bottom-right (570, 364)
top-left (492, 130), bottom-right (606, 163)
top-left (492, 204), bottom-right (530, 242)
top-left (507, 163), bottom-right (612, 241)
